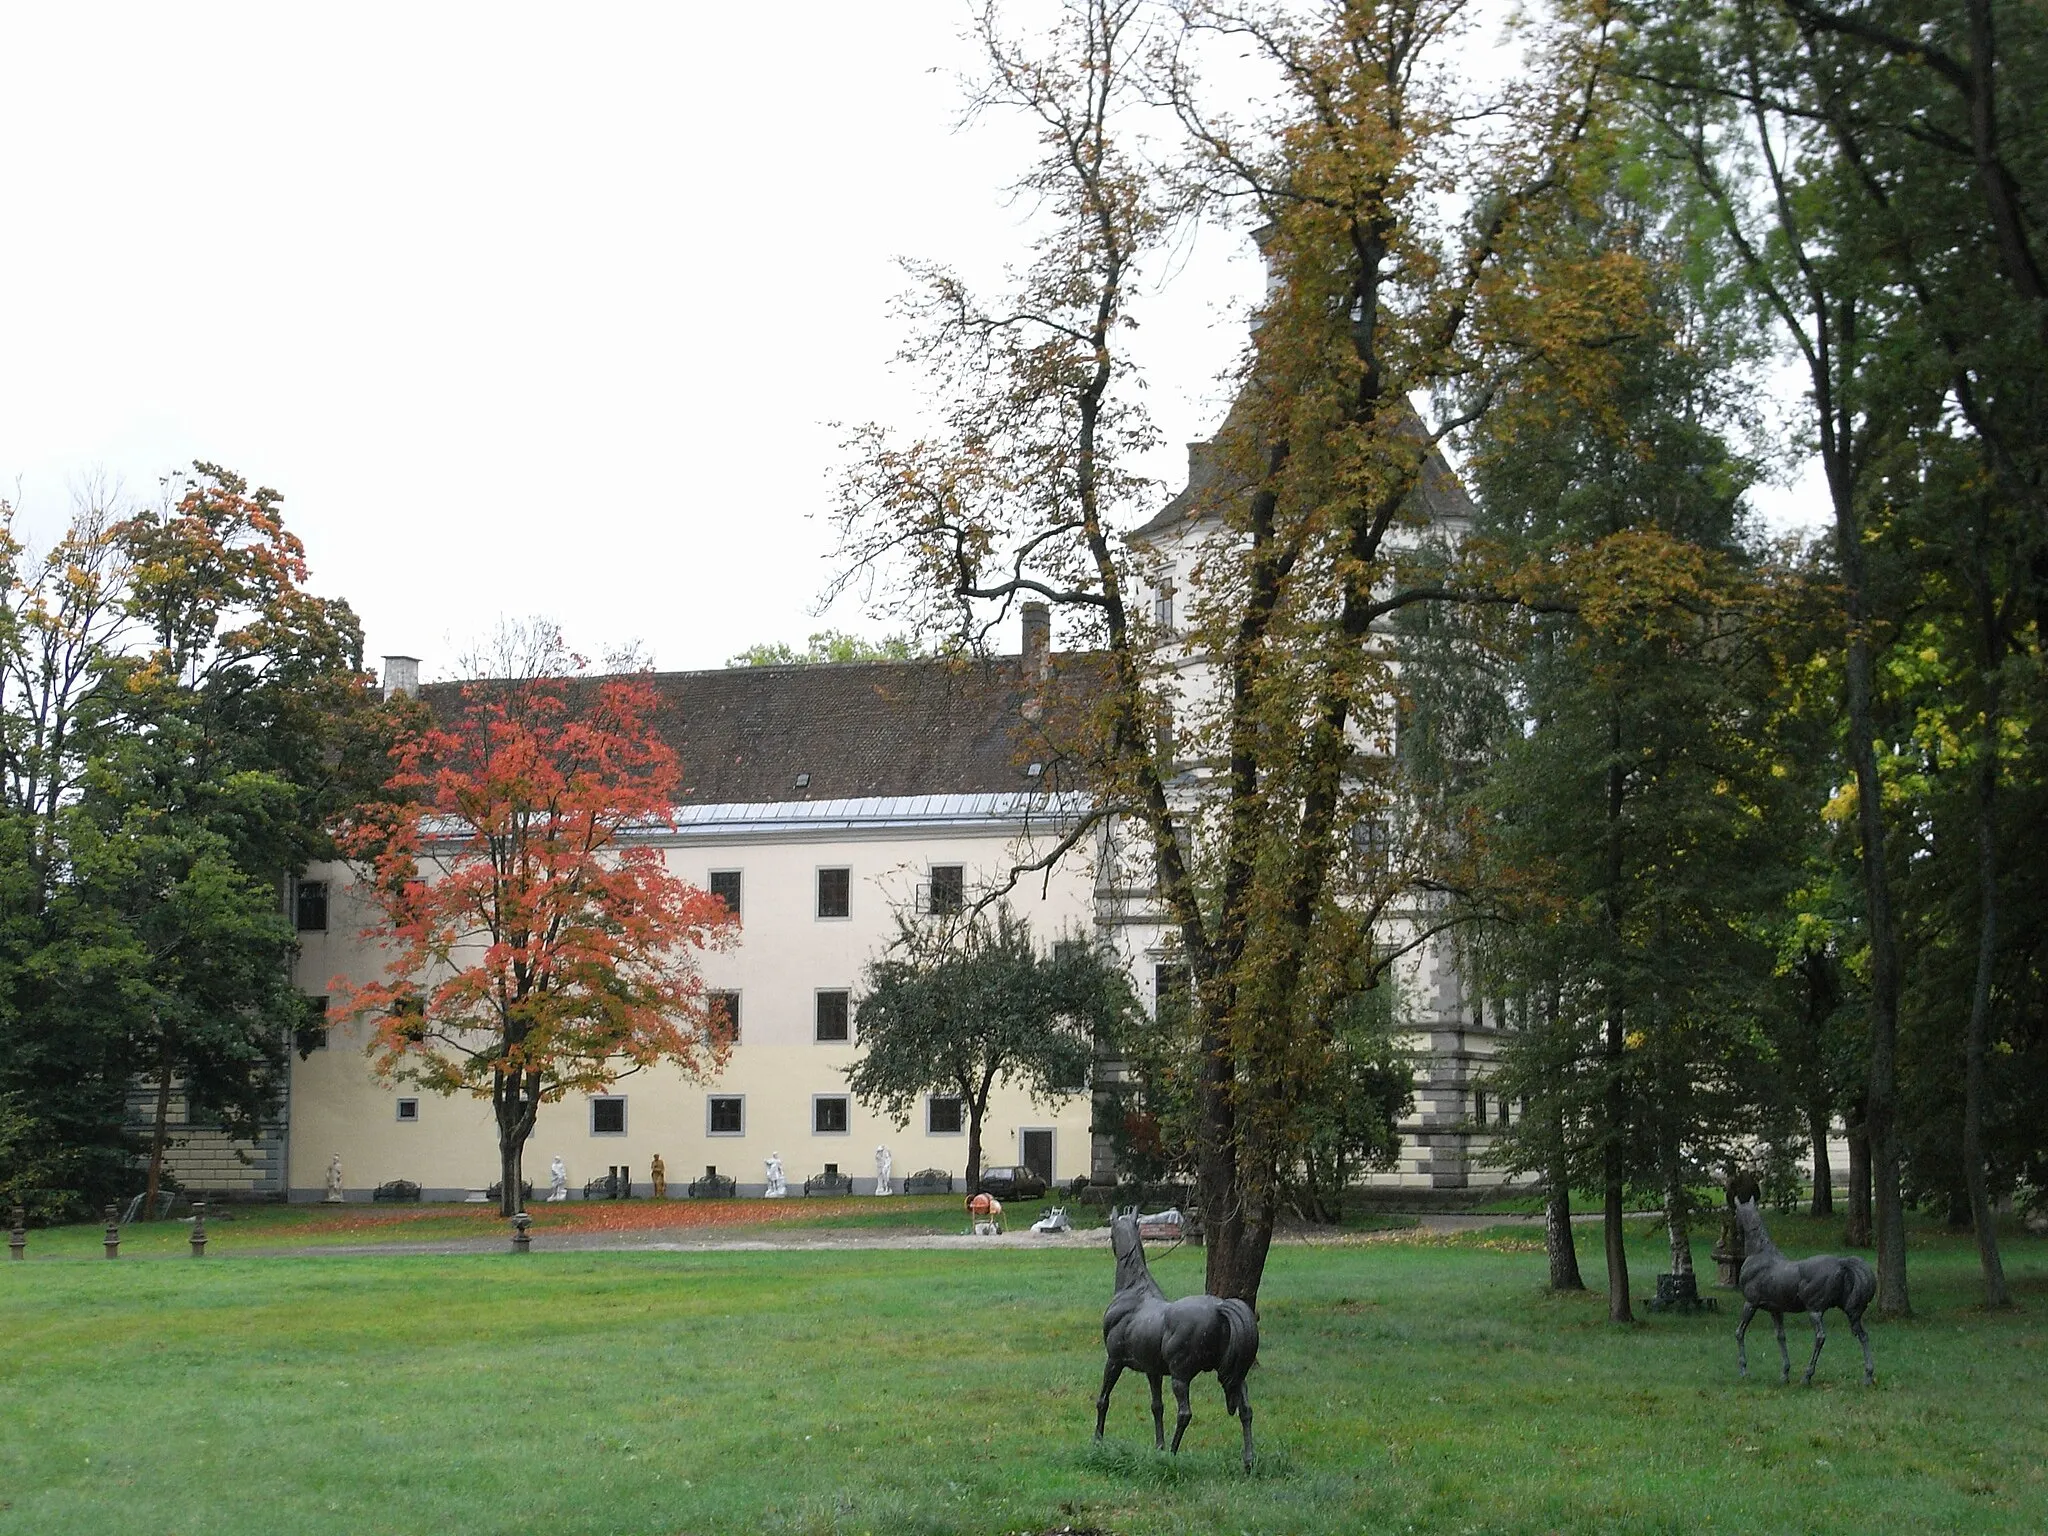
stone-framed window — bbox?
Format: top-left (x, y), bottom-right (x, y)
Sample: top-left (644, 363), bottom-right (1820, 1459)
top-left (295, 879), bottom-right (329, 932)
top-left (707, 1095), bottom-right (744, 1136)
top-left (815, 989), bottom-right (850, 1043)
top-left (709, 869), bottom-right (741, 917)
top-left (813, 1095), bottom-right (850, 1135)
top-left (707, 990), bottom-right (740, 1042)
top-left (817, 866), bottom-right (851, 919)
top-left (590, 1097), bottom-right (627, 1136)
top-left (297, 994), bottom-right (330, 1054)
top-left (396, 1098), bottom-right (419, 1123)
top-left (927, 1095), bottom-right (964, 1135)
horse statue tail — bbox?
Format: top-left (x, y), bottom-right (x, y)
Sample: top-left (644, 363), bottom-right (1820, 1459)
top-left (1217, 1296), bottom-right (1260, 1386)
top-left (1843, 1254), bottom-right (1877, 1316)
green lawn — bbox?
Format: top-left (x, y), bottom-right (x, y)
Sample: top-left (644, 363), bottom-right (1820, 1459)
top-left (2, 1215), bottom-right (2041, 1535)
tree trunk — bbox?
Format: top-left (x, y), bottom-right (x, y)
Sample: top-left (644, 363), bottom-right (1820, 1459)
top-left (1963, 723), bottom-right (2011, 1306)
top-left (146, 1032), bottom-right (174, 1220)
top-left (1198, 1014), bottom-right (1250, 1302)
top-left (1837, 496), bottom-right (1910, 1316)
top-left (1664, 1156), bottom-right (1693, 1279)
top-left (1807, 1104), bottom-right (1835, 1218)
top-left (965, 1104), bottom-right (985, 1196)
top-left (494, 1066), bottom-right (541, 1218)
top-left (1600, 723), bottom-right (1632, 1322)
top-left (1545, 1136), bottom-right (1584, 1292)
top-left (1844, 1102), bottom-right (1872, 1247)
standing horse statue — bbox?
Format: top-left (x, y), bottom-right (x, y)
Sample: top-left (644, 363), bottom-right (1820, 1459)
top-left (1731, 1197), bottom-right (1877, 1385)
top-left (1095, 1211), bottom-right (1260, 1469)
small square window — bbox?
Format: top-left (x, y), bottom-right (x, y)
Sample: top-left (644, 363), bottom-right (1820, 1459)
top-left (591, 1097), bottom-right (627, 1136)
top-left (295, 879), bottom-right (329, 932)
top-left (295, 994), bottom-right (330, 1055)
top-left (707, 990), bottom-right (740, 1042)
top-left (927, 1096), bottom-right (963, 1135)
top-left (396, 1098), bottom-right (419, 1123)
top-left (815, 990), bottom-right (850, 1043)
top-left (709, 869), bottom-right (741, 917)
top-left (927, 864), bottom-right (964, 916)
top-left (817, 866), bottom-right (850, 919)
top-left (813, 1096), bottom-right (850, 1135)
top-left (708, 1095), bottom-right (744, 1135)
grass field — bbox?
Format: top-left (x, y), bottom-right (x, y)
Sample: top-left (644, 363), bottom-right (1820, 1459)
top-left (1, 1209), bottom-right (2042, 1535)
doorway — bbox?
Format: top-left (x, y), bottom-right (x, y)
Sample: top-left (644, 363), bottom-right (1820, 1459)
top-left (1021, 1128), bottom-right (1055, 1186)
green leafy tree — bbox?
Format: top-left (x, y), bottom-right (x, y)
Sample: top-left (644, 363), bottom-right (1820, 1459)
top-left (725, 631), bottom-right (919, 668)
top-left (847, 907), bottom-right (1138, 1192)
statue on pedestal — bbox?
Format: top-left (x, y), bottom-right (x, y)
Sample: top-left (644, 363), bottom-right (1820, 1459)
top-left (651, 1154), bottom-right (668, 1199)
top-left (874, 1145), bottom-right (894, 1197)
top-left (763, 1152), bottom-right (787, 1198)
top-left (548, 1157), bottom-right (568, 1202)
top-left (324, 1155), bottom-right (345, 1203)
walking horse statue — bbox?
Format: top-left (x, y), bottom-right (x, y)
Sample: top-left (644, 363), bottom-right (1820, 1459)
top-left (1731, 1196), bottom-right (1877, 1385)
top-left (1095, 1211), bottom-right (1260, 1469)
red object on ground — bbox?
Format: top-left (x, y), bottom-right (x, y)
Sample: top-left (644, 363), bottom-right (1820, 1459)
top-left (967, 1193), bottom-right (1003, 1220)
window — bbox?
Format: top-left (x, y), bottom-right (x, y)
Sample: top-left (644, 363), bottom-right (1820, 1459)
top-left (295, 995), bottom-right (330, 1055)
top-left (1472, 1085), bottom-right (1488, 1124)
top-left (1154, 964), bottom-right (1190, 1023)
top-left (707, 990), bottom-right (740, 1042)
top-left (813, 1095), bottom-right (850, 1134)
top-left (815, 990), bottom-right (850, 1043)
top-left (927, 1095), bottom-right (963, 1135)
top-left (817, 866), bottom-right (850, 919)
top-left (1498, 1095), bottom-right (1512, 1127)
top-left (927, 864), bottom-right (964, 916)
top-left (709, 869), bottom-right (741, 917)
top-left (396, 1098), bottom-right (419, 1123)
top-left (295, 879), bottom-right (329, 932)
top-left (590, 1097), bottom-right (627, 1135)
top-left (708, 1095), bottom-right (745, 1135)
top-left (1153, 575), bottom-right (1176, 632)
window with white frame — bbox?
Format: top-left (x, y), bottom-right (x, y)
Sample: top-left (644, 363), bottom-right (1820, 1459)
top-left (927, 1095), bottom-right (964, 1135)
top-left (396, 1098), bottom-right (419, 1123)
top-left (813, 1095), bottom-right (850, 1134)
top-left (817, 866), bottom-right (850, 919)
top-left (707, 990), bottom-right (740, 1042)
top-left (590, 1097), bottom-right (627, 1135)
top-left (707, 1096), bottom-right (744, 1135)
top-left (709, 869), bottom-right (741, 917)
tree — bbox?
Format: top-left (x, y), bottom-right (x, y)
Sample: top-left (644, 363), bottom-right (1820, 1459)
top-left (847, 906), bottom-right (1138, 1192)
top-left (830, 0), bottom-right (1640, 1305)
top-left (334, 673), bottom-right (738, 1216)
top-left (0, 467), bottom-right (374, 1218)
top-left (725, 631), bottom-right (919, 667)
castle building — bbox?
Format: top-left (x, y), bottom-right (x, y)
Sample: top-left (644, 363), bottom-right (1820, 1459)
top-left (160, 428), bottom-right (1514, 1202)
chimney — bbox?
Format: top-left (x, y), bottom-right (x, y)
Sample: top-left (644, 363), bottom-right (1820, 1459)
top-left (1020, 603), bottom-right (1050, 682)
top-left (382, 655), bottom-right (421, 700)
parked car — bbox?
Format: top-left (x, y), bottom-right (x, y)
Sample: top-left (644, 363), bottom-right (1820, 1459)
top-left (975, 1165), bottom-right (1048, 1200)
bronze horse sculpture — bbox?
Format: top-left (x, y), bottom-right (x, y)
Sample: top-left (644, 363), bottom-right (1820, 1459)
top-left (1095, 1212), bottom-right (1260, 1469)
top-left (1731, 1197), bottom-right (1877, 1385)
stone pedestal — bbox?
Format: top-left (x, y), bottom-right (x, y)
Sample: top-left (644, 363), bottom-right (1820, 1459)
top-left (1646, 1270), bottom-right (1714, 1313)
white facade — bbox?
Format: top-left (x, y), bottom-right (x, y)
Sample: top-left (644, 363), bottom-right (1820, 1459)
top-left (283, 794), bottom-right (1105, 1201)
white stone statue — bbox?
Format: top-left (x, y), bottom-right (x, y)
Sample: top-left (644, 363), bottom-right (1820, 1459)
top-left (324, 1154), bottom-right (344, 1203)
top-left (873, 1145), bottom-right (894, 1197)
top-left (763, 1152), bottom-right (787, 1199)
top-left (548, 1157), bottom-right (568, 1202)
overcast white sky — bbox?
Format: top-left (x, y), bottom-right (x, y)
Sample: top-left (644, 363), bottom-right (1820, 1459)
top-left (0, 4), bottom-right (1818, 680)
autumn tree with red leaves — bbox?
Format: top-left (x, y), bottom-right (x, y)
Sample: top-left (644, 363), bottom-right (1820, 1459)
top-left (333, 674), bottom-right (736, 1216)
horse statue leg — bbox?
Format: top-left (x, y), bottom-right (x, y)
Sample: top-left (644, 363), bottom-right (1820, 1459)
top-left (1772, 1312), bottom-right (1791, 1385)
top-left (1148, 1373), bottom-right (1166, 1452)
top-left (1735, 1301), bottom-right (1757, 1378)
top-left (1094, 1360), bottom-right (1123, 1441)
top-left (1848, 1310), bottom-right (1875, 1386)
top-left (1168, 1376), bottom-right (1194, 1454)
top-left (1229, 1376), bottom-right (1254, 1472)
top-left (1801, 1309), bottom-right (1828, 1385)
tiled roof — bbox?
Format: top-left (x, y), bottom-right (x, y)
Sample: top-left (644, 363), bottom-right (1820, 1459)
top-left (419, 657), bottom-right (1066, 806)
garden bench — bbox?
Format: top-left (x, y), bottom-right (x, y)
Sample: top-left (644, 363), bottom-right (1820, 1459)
top-left (372, 1180), bottom-right (422, 1202)
top-left (688, 1171), bottom-right (736, 1199)
top-left (804, 1170), bottom-right (854, 1197)
top-left (902, 1169), bottom-right (953, 1196)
